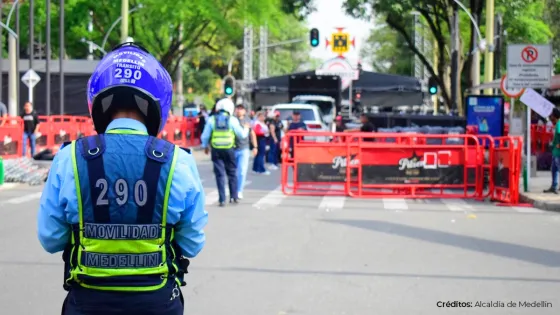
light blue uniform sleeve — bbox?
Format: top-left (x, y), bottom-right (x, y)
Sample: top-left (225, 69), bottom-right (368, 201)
top-left (230, 116), bottom-right (249, 139)
top-left (200, 117), bottom-right (214, 148)
top-left (37, 145), bottom-right (75, 254)
top-left (168, 149), bottom-right (208, 258)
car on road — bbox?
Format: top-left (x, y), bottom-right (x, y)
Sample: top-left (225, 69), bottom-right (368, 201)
top-left (270, 103), bottom-right (330, 142)
top-left (292, 95), bottom-right (336, 131)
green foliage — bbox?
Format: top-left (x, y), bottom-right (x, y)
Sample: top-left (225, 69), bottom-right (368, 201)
top-left (359, 23), bottom-right (413, 75)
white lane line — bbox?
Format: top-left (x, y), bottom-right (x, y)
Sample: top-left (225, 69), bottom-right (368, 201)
top-left (253, 186), bottom-right (286, 209)
top-left (382, 198), bottom-right (408, 210)
top-left (319, 195), bottom-right (346, 210)
top-left (205, 190), bottom-right (219, 206)
top-left (513, 206), bottom-right (543, 213)
top-left (0, 183), bottom-right (19, 191)
top-left (5, 192), bottom-right (42, 204)
top-left (440, 198), bottom-right (474, 212)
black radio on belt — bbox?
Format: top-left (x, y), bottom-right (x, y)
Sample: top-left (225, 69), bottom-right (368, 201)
top-left (176, 256), bottom-right (190, 286)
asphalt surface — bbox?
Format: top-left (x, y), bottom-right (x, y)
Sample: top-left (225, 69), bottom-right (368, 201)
top-left (1, 159), bottom-right (560, 314)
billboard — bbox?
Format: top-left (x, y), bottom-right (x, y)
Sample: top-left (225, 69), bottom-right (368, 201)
top-left (465, 95), bottom-right (505, 138)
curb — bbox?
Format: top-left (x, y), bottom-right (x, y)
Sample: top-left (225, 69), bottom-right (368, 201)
top-left (519, 193), bottom-right (560, 213)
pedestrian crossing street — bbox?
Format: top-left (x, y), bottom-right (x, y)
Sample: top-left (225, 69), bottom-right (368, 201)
top-left (202, 186), bottom-right (550, 214)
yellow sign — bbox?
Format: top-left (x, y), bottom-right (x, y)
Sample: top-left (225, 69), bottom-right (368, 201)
top-left (331, 32), bottom-right (350, 54)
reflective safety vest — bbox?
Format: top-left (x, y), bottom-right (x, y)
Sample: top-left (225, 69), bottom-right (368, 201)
top-left (210, 113), bottom-right (235, 149)
top-left (63, 129), bottom-right (182, 292)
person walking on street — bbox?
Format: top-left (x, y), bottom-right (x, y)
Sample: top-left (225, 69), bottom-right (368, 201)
top-left (252, 111), bottom-right (270, 175)
top-left (267, 110), bottom-right (283, 170)
top-left (234, 104), bottom-right (257, 199)
top-left (201, 98), bottom-right (250, 206)
top-left (37, 42), bottom-right (208, 315)
top-left (21, 101), bottom-right (40, 157)
top-left (544, 108), bottom-right (560, 193)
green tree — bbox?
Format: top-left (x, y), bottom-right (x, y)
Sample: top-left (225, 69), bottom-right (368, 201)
top-left (359, 23), bottom-right (414, 75)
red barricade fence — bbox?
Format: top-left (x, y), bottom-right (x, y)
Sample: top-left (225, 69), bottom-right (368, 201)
top-left (281, 131), bottom-right (524, 206)
top-left (0, 115), bottom-right (201, 159)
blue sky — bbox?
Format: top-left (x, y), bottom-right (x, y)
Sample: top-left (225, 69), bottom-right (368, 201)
top-left (305, 0), bottom-right (373, 70)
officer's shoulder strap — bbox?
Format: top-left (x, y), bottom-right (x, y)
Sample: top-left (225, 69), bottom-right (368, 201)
top-left (144, 136), bottom-right (175, 163)
top-left (76, 134), bottom-right (105, 160)
top-left (178, 147), bottom-right (191, 154)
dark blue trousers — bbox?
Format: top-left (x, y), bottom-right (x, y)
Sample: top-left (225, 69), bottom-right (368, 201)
top-left (211, 148), bottom-right (237, 202)
top-left (62, 282), bottom-right (183, 315)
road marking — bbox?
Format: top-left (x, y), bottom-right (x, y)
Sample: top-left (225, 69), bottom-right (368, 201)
top-left (512, 206), bottom-right (543, 213)
top-left (0, 183), bottom-right (18, 191)
top-left (5, 192), bottom-right (42, 204)
top-left (244, 180), bottom-right (252, 187)
top-left (205, 190), bottom-right (219, 206)
top-left (382, 198), bottom-right (408, 210)
top-left (440, 198), bottom-right (474, 211)
top-left (319, 195), bottom-right (346, 210)
top-left (253, 186), bottom-right (285, 209)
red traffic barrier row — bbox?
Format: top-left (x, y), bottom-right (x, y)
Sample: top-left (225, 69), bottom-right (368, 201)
top-left (281, 131), bottom-right (525, 206)
top-left (469, 123), bottom-right (553, 155)
top-left (0, 115), bottom-right (201, 159)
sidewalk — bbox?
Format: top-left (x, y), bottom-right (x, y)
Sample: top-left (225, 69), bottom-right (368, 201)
top-left (519, 171), bottom-right (560, 212)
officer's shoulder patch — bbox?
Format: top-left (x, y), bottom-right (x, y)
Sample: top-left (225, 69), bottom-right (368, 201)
top-left (179, 147), bottom-right (192, 154)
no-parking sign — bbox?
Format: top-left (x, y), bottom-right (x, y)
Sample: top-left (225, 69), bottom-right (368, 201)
top-left (507, 44), bottom-right (552, 89)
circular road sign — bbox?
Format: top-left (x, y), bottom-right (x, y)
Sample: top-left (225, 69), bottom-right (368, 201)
top-left (500, 74), bottom-right (525, 98)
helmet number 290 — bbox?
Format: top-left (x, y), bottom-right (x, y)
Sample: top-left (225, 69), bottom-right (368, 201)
top-left (95, 178), bottom-right (148, 207)
top-left (114, 68), bottom-right (142, 80)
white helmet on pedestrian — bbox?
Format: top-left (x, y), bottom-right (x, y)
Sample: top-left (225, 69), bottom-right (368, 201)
top-left (215, 98), bottom-right (235, 116)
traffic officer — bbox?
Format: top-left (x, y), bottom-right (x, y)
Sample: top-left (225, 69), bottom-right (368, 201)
top-left (201, 98), bottom-right (249, 206)
top-left (37, 42), bottom-right (208, 315)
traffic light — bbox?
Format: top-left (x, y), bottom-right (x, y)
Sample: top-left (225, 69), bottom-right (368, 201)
top-left (223, 75), bottom-right (235, 96)
top-left (428, 76), bottom-right (438, 95)
top-left (309, 28), bottom-right (319, 47)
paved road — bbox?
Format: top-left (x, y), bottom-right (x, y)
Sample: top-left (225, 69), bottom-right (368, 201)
top-left (1, 160), bottom-right (560, 314)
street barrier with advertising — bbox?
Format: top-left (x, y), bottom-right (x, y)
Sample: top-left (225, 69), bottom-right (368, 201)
top-left (0, 117), bottom-right (23, 159)
top-left (282, 131), bottom-right (522, 205)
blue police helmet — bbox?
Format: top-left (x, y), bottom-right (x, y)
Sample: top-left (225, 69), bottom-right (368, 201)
top-left (87, 42), bottom-right (173, 136)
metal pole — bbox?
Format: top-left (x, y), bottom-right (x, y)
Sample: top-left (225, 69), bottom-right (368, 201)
top-left (15, 3), bottom-right (19, 106)
top-left (120, 0), bottom-right (129, 43)
top-left (46, 0), bottom-right (51, 115)
top-left (471, 16), bottom-right (480, 95)
top-left (8, 35), bottom-right (17, 115)
top-left (494, 14), bottom-right (502, 80)
top-left (176, 23), bottom-right (183, 107)
top-left (526, 105), bottom-right (531, 190)
top-left (29, 0), bottom-right (34, 69)
top-left (87, 10), bottom-right (93, 60)
top-left (348, 81), bottom-right (352, 117)
top-left (483, 0), bottom-right (495, 95)
top-left (0, 4), bottom-right (4, 106)
top-left (59, 0), bottom-right (64, 115)
top-left (450, 5), bottom-right (459, 113)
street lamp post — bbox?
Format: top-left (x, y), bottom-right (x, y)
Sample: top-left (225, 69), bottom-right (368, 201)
top-left (101, 4), bottom-right (143, 50)
top-left (80, 38), bottom-right (107, 55)
top-left (2, 0), bottom-right (20, 116)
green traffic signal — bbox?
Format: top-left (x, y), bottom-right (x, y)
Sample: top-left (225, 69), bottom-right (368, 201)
top-left (429, 86), bottom-right (437, 94)
top-left (310, 28), bottom-right (319, 47)
top-left (311, 39), bottom-right (318, 47)
top-left (225, 87), bottom-right (233, 95)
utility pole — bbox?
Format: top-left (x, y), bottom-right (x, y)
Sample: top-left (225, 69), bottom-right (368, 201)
top-left (0, 4), bottom-right (3, 106)
top-left (243, 25), bottom-right (253, 82)
top-left (412, 13), bottom-right (422, 80)
top-left (471, 15), bottom-right (480, 95)
top-left (258, 25), bottom-right (268, 79)
top-left (60, 0), bottom-right (65, 114)
top-left (120, 0), bottom-right (129, 43)
top-left (15, 3), bottom-right (19, 107)
top-left (29, 0), bottom-right (33, 69)
top-left (176, 23), bottom-right (184, 108)
top-left (87, 10), bottom-right (93, 60)
top-left (494, 14), bottom-right (503, 80)
top-left (483, 0), bottom-right (495, 95)
top-left (450, 3), bottom-right (460, 114)
top-left (46, 0), bottom-right (51, 115)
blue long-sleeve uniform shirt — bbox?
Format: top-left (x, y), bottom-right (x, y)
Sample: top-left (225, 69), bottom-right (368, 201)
top-left (37, 118), bottom-right (208, 258)
top-left (200, 112), bottom-right (249, 148)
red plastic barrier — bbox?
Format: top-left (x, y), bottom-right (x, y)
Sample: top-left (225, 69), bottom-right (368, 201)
top-left (491, 136), bottom-right (524, 205)
top-left (182, 117), bottom-right (200, 147)
top-left (0, 117), bottom-right (23, 159)
top-left (159, 116), bottom-right (185, 146)
top-left (282, 131), bottom-right (520, 205)
top-left (36, 115), bottom-right (53, 154)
